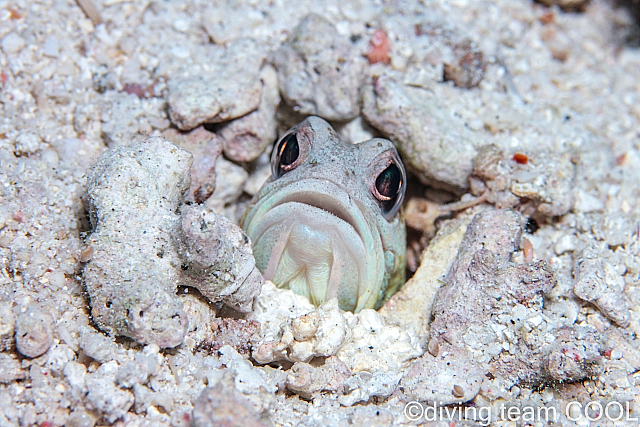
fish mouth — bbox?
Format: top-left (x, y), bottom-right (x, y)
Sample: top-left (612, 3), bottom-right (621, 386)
top-left (242, 178), bottom-right (384, 312)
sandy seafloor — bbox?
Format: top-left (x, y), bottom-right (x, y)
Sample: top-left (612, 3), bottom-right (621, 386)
top-left (2, 0), bottom-right (640, 425)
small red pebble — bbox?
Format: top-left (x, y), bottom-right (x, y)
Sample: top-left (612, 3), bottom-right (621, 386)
top-left (9, 8), bottom-right (22, 19)
top-left (616, 153), bottom-right (627, 166)
top-left (12, 211), bottom-right (25, 222)
top-left (39, 421), bottom-right (53, 427)
top-left (123, 83), bottom-right (153, 99)
top-left (0, 73), bottom-right (7, 86)
top-left (539, 11), bottom-right (555, 25)
top-left (604, 349), bottom-right (612, 357)
top-left (512, 153), bottom-right (529, 164)
top-left (367, 29), bottom-right (391, 65)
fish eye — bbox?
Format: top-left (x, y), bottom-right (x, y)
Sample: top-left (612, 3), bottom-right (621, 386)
top-left (272, 133), bottom-right (300, 178)
top-left (376, 163), bottom-right (401, 199)
top-left (372, 160), bottom-right (405, 218)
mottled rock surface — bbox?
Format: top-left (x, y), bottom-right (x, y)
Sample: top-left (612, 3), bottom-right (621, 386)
top-left (83, 139), bottom-right (262, 348)
top-left (219, 65), bottom-right (280, 163)
top-left (286, 356), bottom-right (351, 399)
top-left (163, 126), bottom-right (223, 204)
top-left (273, 14), bottom-right (363, 121)
top-left (167, 39), bottom-right (265, 130)
top-left (470, 144), bottom-right (576, 217)
top-left (362, 75), bottom-right (479, 191)
top-left (83, 138), bottom-right (192, 348)
top-left (544, 326), bottom-right (605, 382)
top-left (2, 0), bottom-right (640, 425)
top-left (428, 209), bottom-right (557, 388)
top-left (178, 205), bottom-right (263, 312)
top-left (573, 242), bottom-right (631, 327)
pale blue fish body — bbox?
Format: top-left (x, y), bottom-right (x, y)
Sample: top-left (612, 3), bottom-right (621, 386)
top-left (241, 117), bottom-right (406, 312)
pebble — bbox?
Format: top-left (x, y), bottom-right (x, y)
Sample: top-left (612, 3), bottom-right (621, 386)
top-left (172, 19), bottom-right (190, 33)
top-left (40, 149), bottom-right (60, 168)
top-left (273, 14), bottom-right (363, 121)
top-left (167, 39), bottom-right (264, 130)
top-left (42, 36), bottom-right (59, 57)
top-left (15, 308), bottom-right (54, 358)
top-left (170, 45), bottom-right (191, 59)
top-left (1, 32), bottom-right (25, 54)
top-left (573, 189), bottom-right (605, 213)
top-left (554, 234), bottom-right (576, 255)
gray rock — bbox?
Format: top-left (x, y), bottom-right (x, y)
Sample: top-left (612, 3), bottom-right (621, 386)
top-left (192, 381), bottom-right (272, 427)
top-left (83, 138), bottom-right (192, 348)
top-left (544, 326), bottom-right (605, 382)
top-left (14, 308), bottom-right (53, 358)
top-left (178, 205), bottom-right (263, 313)
top-left (220, 65), bottom-right (280, 163)
top-left (425, 209), bottom-right (556, 387)
top-left (400, 346), bottom-right (483, 405)
top-left (362, 75), bottom-right (478, 192)
top-left (83, 137), bottom-right (263, 348)
top-left (429, 210), bottom-right (555, 355)
top-left (84, 375), bottom-right (134, 423)
top-left (273, 14), bottom-right (363, 121)
top-left (573, 244), bottom-right (631, 327)
top-left (168, 39), bottom-right (264, 130)
top-left (163, 126), bottom-right (223, 204)
top-left (286, 356), bottom-right (351, 399)
top-left (0, 353), bottom-right (26, 383)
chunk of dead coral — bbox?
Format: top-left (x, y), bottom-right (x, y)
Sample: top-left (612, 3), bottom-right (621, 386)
top-left (573, 243), bottom-right (631, 327)
top-left (285, 356), bottom-right (351, 399)
top-left (219, 65), bottom-right (280, 163)
top-left (83, 138), bottom-right (192, 348)
top-left (83, 138), bottom-right (262, 348)
top-left (178, 204), bottom-right (264, 313)
top-left (544, 326), bottom-right (606, 382)
top-left (163, 126), bottom-right (222, 204)
top-left (470, 144), bottom-right (575, 217)
top-left (362, 75), bottom-right (478, 192)
top-left (272, 14), bottom-right (363, 121)
top-left (167, 39), bottom-right (264, 130)
top-left (427, 209), bottom-right (556, 386)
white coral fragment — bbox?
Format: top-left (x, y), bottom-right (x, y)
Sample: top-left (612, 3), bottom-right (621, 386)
top-left (249, 281), bottom-right (423, 405)
top-left (574, 244), bottom-right (631, 327)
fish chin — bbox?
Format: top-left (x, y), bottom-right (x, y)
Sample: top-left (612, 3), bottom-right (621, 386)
top-left (243, 183), bottom-right (386, 312)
